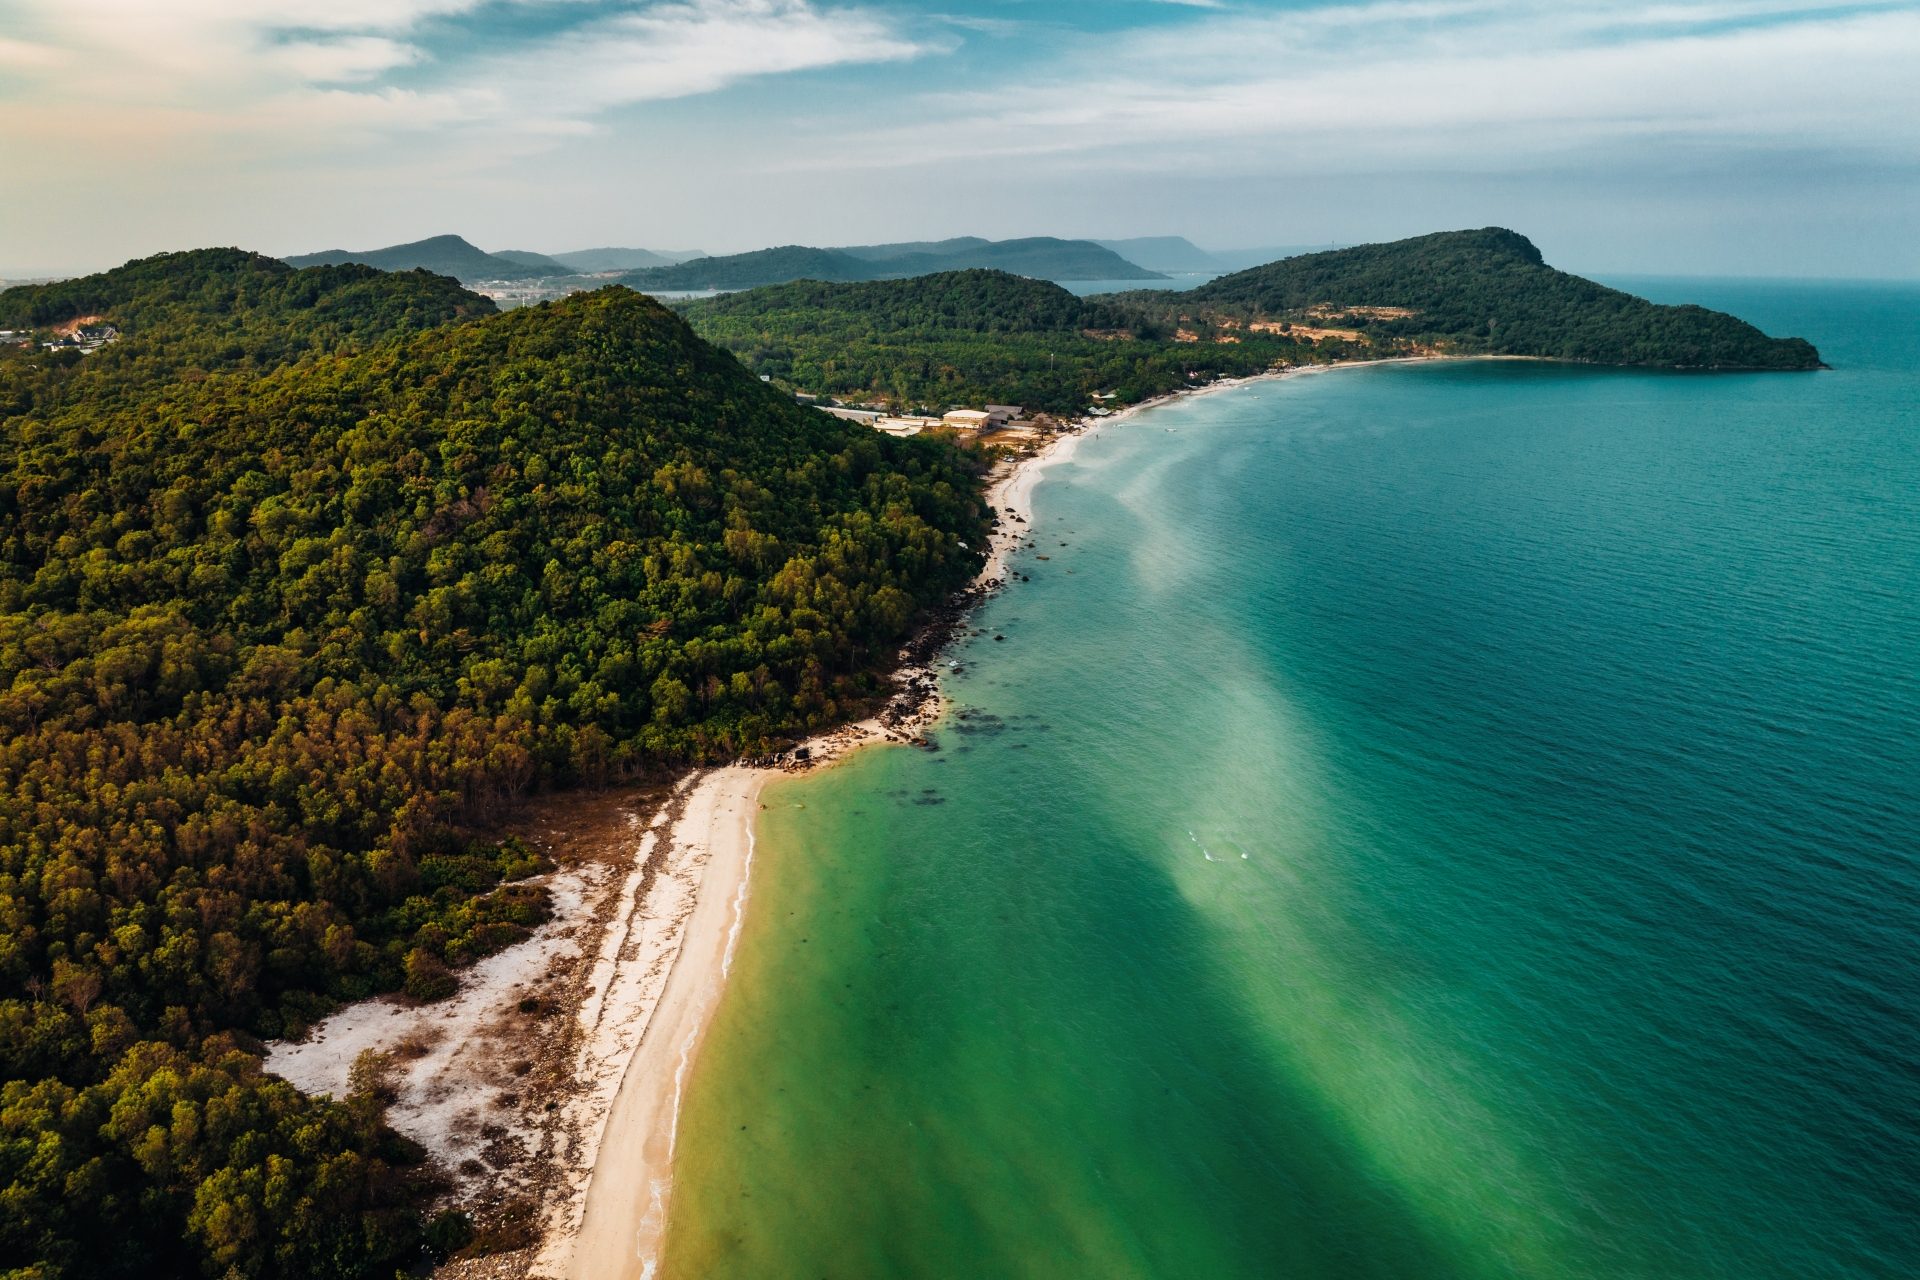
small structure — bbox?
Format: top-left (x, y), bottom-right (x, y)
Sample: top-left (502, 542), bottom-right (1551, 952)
top-left (43, 324), bottom-right (120, 355)
top-left (942, 409), bottom-right (992, 432)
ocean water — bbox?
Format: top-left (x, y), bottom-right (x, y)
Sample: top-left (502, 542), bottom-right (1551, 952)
top-left (658, 281), bottom-right (1920, 1279)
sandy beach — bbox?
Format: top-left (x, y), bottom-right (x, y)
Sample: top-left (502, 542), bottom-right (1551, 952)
top-left (546, 767), bottom-right (768, 1280)
top-left (529, 358), bottom-right (1457, 1275)
top-left (272, 354), bottom-right (1443, 1280)
top-left (535, 410), bottom-right (1108, 1278)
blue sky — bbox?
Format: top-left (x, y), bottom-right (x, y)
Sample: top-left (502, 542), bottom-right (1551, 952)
top-left (2, 0), bottom-right (1916, 277)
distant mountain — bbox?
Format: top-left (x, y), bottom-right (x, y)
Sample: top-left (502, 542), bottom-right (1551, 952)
top-left (283, 234), bottom-right (543, 282)
top-left (622, 245), bottom-right (874, 290)
top-left (1094, 237), bottom-right (1224, 274)
top-left (547, 247), bottom-right (709, 274)
top-left (1185, 228), bottom-right (1823, 369)
top-left (619, 236), bottom-right (1162, 290)
top-left (493, 249), bottom-right (572, 272)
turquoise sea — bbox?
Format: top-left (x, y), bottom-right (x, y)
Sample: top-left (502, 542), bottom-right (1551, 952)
top-left (660, 280), bottom-right (1920, 1279)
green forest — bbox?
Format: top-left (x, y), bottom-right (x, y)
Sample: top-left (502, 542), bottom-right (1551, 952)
top-left (675, 230), bottom-right (1821, 416)
top-left (1175, 228), bottom-right (1824, 368)
top-left (677, 270), bottom-right (1338, 415)
top-left (0, 253), bottom-right (987, 1278)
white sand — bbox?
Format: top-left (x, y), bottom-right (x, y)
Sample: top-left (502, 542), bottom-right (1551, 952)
top-left (266, 854), bottom-right (617, 1201)
top-left (541, 766), bottom-right (770, 1280)
top-left (268, 352), bottom-right (1493, 1279)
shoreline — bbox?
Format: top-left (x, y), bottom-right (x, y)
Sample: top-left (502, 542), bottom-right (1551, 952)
top-left (534, 349), bottom-right (1487, 1277)
top-left (548, 766), bottom-right (768, 1280)
top-left (284, 349), bottom-right (1457, 1279)
top-left (540, 436), bottom-right (1061, 1280)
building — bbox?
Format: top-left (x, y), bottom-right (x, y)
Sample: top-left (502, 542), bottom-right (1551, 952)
top-left (984, 404), bottom-right (1024, 428)
top-left (942, 409), bottom-right (992, 432)
top-left (821, 406), bottom-right (881, 425)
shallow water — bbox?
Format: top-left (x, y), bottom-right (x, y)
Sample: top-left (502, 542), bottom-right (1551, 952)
top-left (660, 280), bottom-right (1920, 1279)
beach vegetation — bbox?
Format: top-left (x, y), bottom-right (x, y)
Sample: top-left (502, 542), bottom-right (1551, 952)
top-left (0, 251), bottom-right (988, 1277)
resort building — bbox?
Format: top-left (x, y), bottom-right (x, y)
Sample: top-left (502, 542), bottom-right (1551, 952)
top-left (942, 409), bottom-right (992, 432)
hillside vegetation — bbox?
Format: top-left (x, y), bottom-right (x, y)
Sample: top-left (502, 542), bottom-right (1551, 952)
top-left (1181, 228), bottom-right (1823, 369)
top-left (679, 231), bottom-right (1823, 414)
top-left (677, 270), bottom-right (1332, 414)
top-left (0, 255), bottom-right (985, 1278)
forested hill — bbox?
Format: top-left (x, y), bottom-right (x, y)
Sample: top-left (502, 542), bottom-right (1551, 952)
top-left (626, 244), bottom-right (874, 290)
top-left (677, 270), bottom-right (1326, 414)
top-left (0, 257), bottom-right (986, 1278)
top-left (675, 233), bottom-right (1822, 418)
top-left (688, 269), bottom-right (1117, 332)
top-left (1182, 228), bottom-right (1823, 369)
top-left (0, 248), bottom-right (490, 374)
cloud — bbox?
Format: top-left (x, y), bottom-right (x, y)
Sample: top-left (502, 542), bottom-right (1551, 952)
top-left (796, 0), bottom-right (1920, 176)
top-left (0, 0), bottom-right (921, 131)
top-left (467, 0), bottom-right (923, 116)
top-left (266, 37), bottom-right (425, 84)
top-left (1, 0), bottom-right (1912, 275)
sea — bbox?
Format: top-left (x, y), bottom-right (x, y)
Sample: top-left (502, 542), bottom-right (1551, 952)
top-left (657, 280), bottom-right (1920, 1279)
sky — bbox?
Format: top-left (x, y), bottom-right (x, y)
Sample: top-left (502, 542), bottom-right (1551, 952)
top-left (2, 0), bottom-right (1916, 278)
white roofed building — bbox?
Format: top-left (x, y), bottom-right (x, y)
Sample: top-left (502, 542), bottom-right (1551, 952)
top-left (942, 409), bottom-right (992, 432)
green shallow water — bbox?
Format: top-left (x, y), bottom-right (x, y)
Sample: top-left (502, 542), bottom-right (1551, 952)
top-left (660, 281), bottom-right (1920, 1280)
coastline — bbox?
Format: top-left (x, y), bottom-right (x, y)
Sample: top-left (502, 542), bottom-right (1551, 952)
top-left (539, 420), bottom-right (1070, 1280)
top-left (547, 766), bottom-right (768, 1280)
top-left (281, 349), bottom-right (1464, 1280)
top-left (531, 349), bottom-right (1480, 1277)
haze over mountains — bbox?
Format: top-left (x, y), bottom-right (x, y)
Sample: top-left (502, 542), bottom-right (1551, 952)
top-left (278, 233), bottom-right (1203, 289)
top-left (615, 237), bottom-right (1165, 290)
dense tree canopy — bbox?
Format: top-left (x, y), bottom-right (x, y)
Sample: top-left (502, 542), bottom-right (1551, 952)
top-left (678, 270), bottom-right (1329, 414)
top-left (1179, 228), bottom-right (1824, 369)
top-left (676, 236), bottom-right (1820, 419)
top-left (0, 254), bottom-right (987, 1277)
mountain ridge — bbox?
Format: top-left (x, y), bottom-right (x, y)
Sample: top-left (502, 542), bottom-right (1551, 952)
top-left (618, 236), bottom-right (1164, 289)
top-left (283, 233), bottom-right (542, 282)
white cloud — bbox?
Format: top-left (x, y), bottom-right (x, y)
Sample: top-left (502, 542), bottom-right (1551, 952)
top-left (0, 36), bottom-right (64, 70)
top-left (265, 37), bottom-right (425, 84)
top-left (0, 0), bottom-right (920, 127)
top-left (467, 0), bottom-right (922, 117)
top-left (1, 0), bottom-right (1912, 275)
top-left (799, 1), bottom-right (1920, 175)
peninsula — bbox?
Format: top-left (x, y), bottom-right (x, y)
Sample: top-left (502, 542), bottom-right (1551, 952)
top-left (674, 229), bottom-right (1822, 419)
